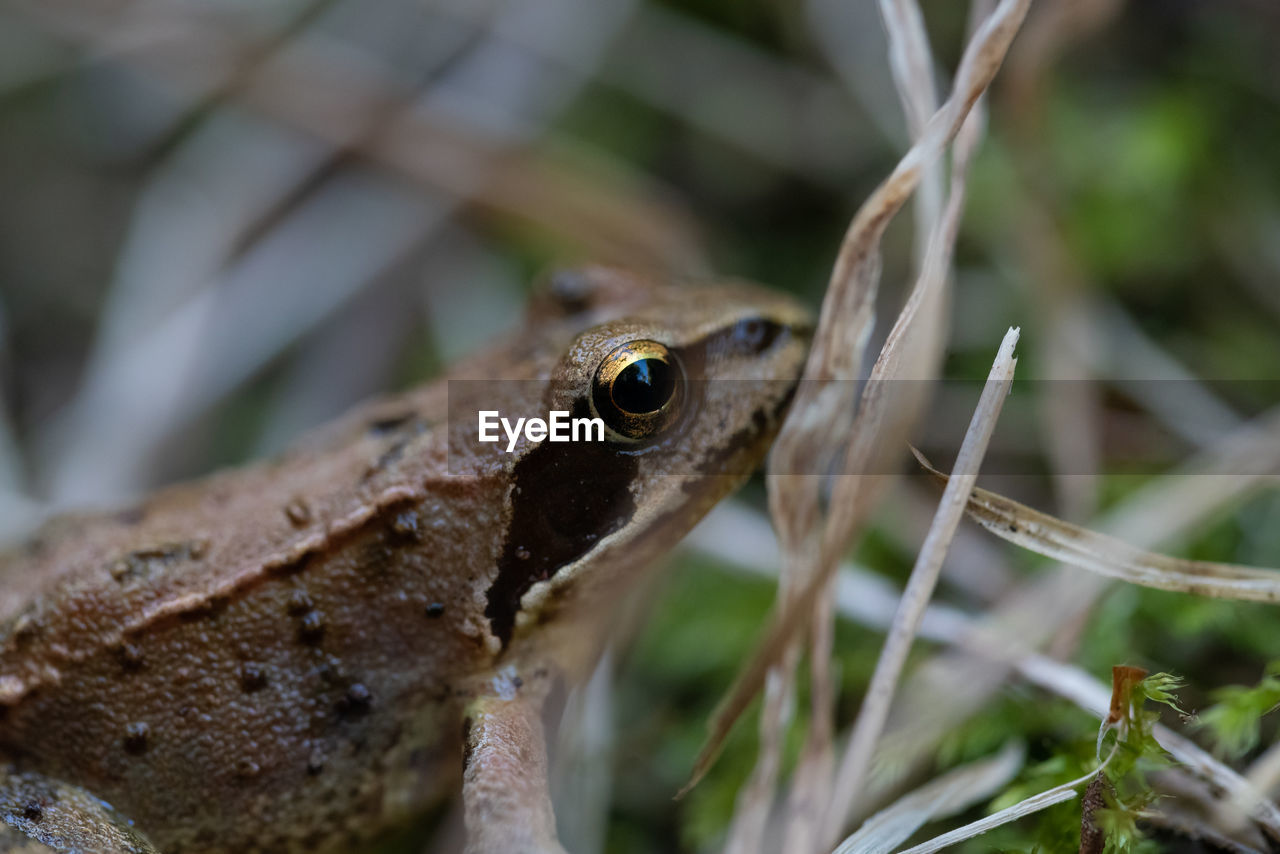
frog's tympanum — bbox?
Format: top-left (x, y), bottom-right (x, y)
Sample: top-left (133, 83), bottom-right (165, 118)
top-left (0, 269), bottom-right (811, 853)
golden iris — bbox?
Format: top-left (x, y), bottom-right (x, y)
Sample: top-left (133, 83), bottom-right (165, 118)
top-left (590, 340), bottom-right (684, 441)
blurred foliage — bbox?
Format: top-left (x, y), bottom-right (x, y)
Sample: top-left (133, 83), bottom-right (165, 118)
top-left (1196, 663), bottom-right (1280, 760)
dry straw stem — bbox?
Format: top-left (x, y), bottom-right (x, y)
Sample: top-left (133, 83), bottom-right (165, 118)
top-left (1247, 743), bottom-right (1280, 810)
top-left (1137, 808), bottom-right (1266, 854)
top-left (685, 0), bottom-right (1032, 799)
top-left (738, 0), bottom-right (1007, 838)
top-left (891, 744), bottom-right (1120, 854)
top-left (877, 0), bottom-right (944, 252)
top-left (771, 0), bottom-right (964, 847)
top-left (830, 741), bottom-right (1024, 854)
top-left (824, 327), bottom-right (1020, 844)
top-left (915, 456), bottom-right (1280, 603)
top-left (721, 640), bottom-right (801, 854)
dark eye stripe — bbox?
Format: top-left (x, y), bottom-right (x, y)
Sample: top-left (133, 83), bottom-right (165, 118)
top-left (485, 399), bottom-right (637, 647)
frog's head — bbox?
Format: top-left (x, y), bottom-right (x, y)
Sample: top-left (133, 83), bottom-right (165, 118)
top-left (487, 268), bottom-right (812, 666)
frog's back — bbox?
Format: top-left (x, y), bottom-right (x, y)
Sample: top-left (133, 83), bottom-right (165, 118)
top-left (0, 382), bottom-right (505, 852)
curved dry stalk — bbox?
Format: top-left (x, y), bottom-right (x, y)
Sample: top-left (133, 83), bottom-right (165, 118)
top-left (686, 0), bottom-right (1033, 802)
top-left (1246, 741), bottom-right (1280, 804)
top-left (722, 644), bottom-right (801, 854)
top-left (831, 741), bottom-right (1024, 854)
top-left (785, 3), bottom-right (1007, 844)
top-left (1137, 807), bottom-right (1265, 854)
top-left (916, 454), bottom-right (1280, 603)
top-left (823, 328), bottom-right (1020, 844)
top-left (778, 3), bottom-right (951, 842)
top-left (877, 0), bottom-right (943, 252)
top-left (892, 743), bottom-right (1119, 854)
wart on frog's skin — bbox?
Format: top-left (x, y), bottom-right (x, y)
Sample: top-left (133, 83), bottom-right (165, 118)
top-left (0, 267), bottom-right (811, 854)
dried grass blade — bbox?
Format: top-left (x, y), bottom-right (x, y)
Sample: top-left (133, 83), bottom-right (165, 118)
top-left (823, 327), bottom-right (1020, 843)
top-left (893, 748), bottom-right (1116, 854)
top-left (832, 741), bottom-right (1024, 854)
top-left (915, 454), bottom-right (1280, 603)
top-left (685, 0), bottom-right (1032, 798)
top-left (1245, 741), bottom-right (1280, 806)
top-left (774, 584), bottom-right (837, 854)
top-left (786, 11), bottom-right (998, 836)
top-left (878, 0), bottom-right (942, 250)
top-left (1137, 808), bottom-right (1265, 854)
top-left (1155, 727), bottom-right (1280, 840)
top-left (778, 0), bottom-right (949, 841)
top-left (722, 645), bottom-right (801, 854)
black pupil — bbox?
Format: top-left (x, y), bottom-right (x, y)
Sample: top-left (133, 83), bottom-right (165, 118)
top-left (612, 357), bottom-right (675, 414)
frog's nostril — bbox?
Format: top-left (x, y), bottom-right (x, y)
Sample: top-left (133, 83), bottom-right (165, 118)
top-left (727, 318), bottom-right (785, 355)
top-left (548, 269), bottom-right (595, 313)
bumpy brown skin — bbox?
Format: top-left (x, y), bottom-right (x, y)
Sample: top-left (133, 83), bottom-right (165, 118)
top-left (0, 269), bottom-right (811, 853)
top-left (0, 385), bottom-right (501, 853)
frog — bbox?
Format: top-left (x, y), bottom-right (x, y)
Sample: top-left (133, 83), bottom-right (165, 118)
top-left (0, 267), bottom-right (812, 854)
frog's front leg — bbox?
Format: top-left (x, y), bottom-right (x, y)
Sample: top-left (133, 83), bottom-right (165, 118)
top-left (461, 667), bottom-right (567, 854)
top-left (0, 766), bottom-right (160, 853)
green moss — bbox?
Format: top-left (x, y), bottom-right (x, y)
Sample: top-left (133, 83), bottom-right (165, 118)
top-left (1195, 663), bottom-right (1280, 758)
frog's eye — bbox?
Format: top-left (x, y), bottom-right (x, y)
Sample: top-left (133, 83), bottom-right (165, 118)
top-left (591, 339), bottom-right (685, 442)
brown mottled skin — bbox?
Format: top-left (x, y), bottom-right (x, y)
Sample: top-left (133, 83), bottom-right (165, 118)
top-left (0, 269), bottom-right (811, 853)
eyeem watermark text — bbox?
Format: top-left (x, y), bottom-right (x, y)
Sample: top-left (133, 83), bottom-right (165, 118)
top-left (478, 410), bottom-right (605, 453)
